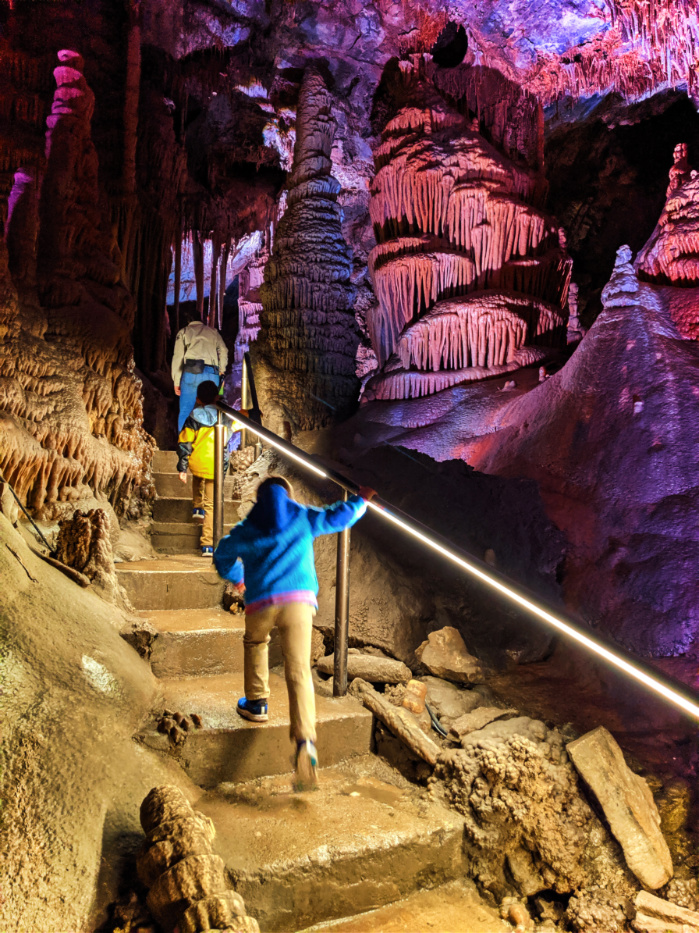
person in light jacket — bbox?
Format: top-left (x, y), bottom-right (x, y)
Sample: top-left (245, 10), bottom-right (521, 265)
top-left (172, 320), bottom-right (228, 432)
top-left (214, 476), bottom-right (375, 790)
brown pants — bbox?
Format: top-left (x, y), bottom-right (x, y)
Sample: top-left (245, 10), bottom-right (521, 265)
top-left (192, 475), bottom-right (214, 546)
top-left (244, 602), bottom-right (316, 743)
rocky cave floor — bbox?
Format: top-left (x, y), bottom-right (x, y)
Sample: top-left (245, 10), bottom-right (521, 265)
top-left (4, 441), bottom-right (699, 933)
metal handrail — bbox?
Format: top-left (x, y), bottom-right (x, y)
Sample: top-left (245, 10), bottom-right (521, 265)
top-left (213, 401), bottom-right (699, 722)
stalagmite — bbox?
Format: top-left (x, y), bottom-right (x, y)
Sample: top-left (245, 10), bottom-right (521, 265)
top-left (0, 48), bottom-right (151, 517)
top-left (138, 785), bottom-right (259, 933)
top-left (366, 58), bottom-right (571, 400)
top-left (256, 67), bottom-right (359, 430)
top-left (636, 145), bottom-right (699, 287)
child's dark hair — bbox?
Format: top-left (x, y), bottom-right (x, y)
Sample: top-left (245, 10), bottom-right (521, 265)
top-left (196, 381), bottom-right (219, 405)
top-left (257, 476), bottom-right (294, 498)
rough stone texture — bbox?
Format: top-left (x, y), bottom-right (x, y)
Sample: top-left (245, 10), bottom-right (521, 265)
top-left (430, 716), bottom-right (638, 926)
top-left (449, 707), bottom-right (518, 741)
top-left (567, 726), bottom-right (673, 890)
top-left (415, 627), bottom-right (485, 684)
top-left (0, 512), bottom-right (200, 932)
top-left (634, 890), bottom-right (699, 933)
top-left (256, 66), bottom-right (359, 432)
top-left (420, 676), bottom-right (488, 725)
top-left (365, 56), bottom-right (570, 401)
top-left (138, 784), bottom-right (259, 933)
top-left (637, 149), bottom-right (699, 288)
top-left (316, 651), bottom-right (412, 684)
top-left (0, 42), bottom-right (153, 520)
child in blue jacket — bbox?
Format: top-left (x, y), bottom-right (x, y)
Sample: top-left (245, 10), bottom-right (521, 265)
top-left (214, 475), bottom-right (373, 789)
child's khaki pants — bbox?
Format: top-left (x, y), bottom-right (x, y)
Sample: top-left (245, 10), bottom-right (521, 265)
top-left (192, 475), bottom-right (214, 546)
top-left (244, 602), bottom-right (316, 742)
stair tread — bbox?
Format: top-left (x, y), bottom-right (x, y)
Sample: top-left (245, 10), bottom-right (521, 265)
top-left (296, 880), bottom-right (507, 933)
top-left (116, 556), bottom-right (218, 573)
top-left (137, 608), bottom-right (243, 634)
top-left (155, 671), bottom-right (367, 732)
top-left (202, 755), bottom-right (463, 869)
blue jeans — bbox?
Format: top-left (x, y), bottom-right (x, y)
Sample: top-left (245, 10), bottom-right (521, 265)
top-left (178, 366), bottom-right (220, 433)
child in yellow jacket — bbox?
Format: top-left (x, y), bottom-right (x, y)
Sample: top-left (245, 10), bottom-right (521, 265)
top-left (177, 380), bottom-right (232, 557)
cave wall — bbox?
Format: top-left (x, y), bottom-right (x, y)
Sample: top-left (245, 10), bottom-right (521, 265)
top-left (0, 16), bottom-right (152, 518)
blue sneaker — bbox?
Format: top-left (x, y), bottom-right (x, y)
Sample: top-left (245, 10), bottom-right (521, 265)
top-left (237, 697), bottom-right (269, 723)
top-left (294, 739), bottom-right (318, 791)
top-left (201, 545), bottom-right (213, 558)
top-left (192, 508), bottom-right (205, 523)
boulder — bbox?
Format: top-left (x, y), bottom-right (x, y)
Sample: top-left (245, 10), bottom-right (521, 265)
top-left (415, 627), bottom-right (484, 684)
top-left (449, 706), bottom-right (517, 741)
top-left (567, 726), bottom-right (673, 889)
top-left (420, 676), bottom-right (485, 724)
top-left (633, 890), bottom-right (699, 933)
top-left (316, 651), bottom-right (412, 684)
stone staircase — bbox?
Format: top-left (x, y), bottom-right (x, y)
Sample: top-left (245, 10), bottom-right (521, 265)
top-left (114, 451), bottom-right (498, 932)
top-left (150, 449), bottom-right (241, 554)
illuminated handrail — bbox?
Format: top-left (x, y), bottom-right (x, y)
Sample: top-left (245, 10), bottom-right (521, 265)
top-left (215, 400), bottom-right (699, 722)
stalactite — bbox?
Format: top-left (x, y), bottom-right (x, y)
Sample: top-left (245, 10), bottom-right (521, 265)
top-left (208, 232), bottom-right (220, 328)
top-left (365, 61), bottom-right (570, 400)
top-left (257, 67), bottom-right (359, 430)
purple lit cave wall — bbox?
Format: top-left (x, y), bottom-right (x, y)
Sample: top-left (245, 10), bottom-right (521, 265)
top-left (3, 0), bottom-right (699, 663)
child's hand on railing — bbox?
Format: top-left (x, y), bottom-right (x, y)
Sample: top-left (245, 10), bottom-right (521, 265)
top-left (359, 486), bottom-right (378, 502)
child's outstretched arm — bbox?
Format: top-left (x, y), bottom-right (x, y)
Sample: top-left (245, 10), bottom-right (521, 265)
top-left (306, 488), bottom-right (375, 538)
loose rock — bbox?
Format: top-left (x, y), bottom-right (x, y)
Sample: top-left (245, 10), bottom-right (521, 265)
top-left (449, 707), bottom-right (518, 741)
top-left (633, 890), bottom-right (699, 932)
top-left (567, 726), bottom-right (673, 890)
top-left (316, 652), bottom-right (412, 684)
top-left (415, 627), bottom-right (484, 684)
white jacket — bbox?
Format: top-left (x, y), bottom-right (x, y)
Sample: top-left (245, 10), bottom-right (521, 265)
top-left (171, 322), bottom-right (229, 388)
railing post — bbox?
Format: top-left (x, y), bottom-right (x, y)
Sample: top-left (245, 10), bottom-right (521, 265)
top-left (213, 409), bottom-right (224, 547)
top-left (333, 490), bottom-right (351, 697)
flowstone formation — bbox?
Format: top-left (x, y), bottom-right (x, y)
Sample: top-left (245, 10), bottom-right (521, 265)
top-left (0, 48), bottom-right (151, 518)
top-left (431, 719), bottom-right (639, 932)
top-left (365, 57), bottom-right (571, 401)
top-left (256, 67), bottom-right (359, 432)
top-left (636, 143), bottom-right (699, 289)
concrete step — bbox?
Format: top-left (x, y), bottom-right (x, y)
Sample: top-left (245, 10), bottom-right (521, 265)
top-left (196, 756), bottom-right (467, 932)
top-left (153, 471), bottom-right (241, 499)
top-left (151, 534), bottom-right (202, 555)
top-left (138, 672), bottom-right (373, 788)
top-left (296, 880), bottom-right (508, 933)
top-left (153, 449), bottom-right (179, 472)
top-left (116, 557), bottom-right (224, 610)
top-left (152, 498), bottom-right (240, 524)
top-left (141, 609), bottom-right (281, 678)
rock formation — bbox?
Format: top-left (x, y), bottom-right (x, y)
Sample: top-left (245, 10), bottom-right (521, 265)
top-left (636, 144), bottom-right (699, 285)
top-left (138, 784), bottom-right (259, 933)
top-left (431, 718), bottom-right (638, 930)
top-left (365, 57), bottom-right (571, 401)
top-left (0, 46), bottom-right (152, 518)
top-left (256, 67), bottom-right (359, 431)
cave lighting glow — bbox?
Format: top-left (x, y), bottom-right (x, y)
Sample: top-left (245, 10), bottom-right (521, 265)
top-left (222, 407), bottom-right (699, 723)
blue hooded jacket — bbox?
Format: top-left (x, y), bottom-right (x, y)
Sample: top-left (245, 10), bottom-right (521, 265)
top-left (213, 483), bottom-right (367, 611)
